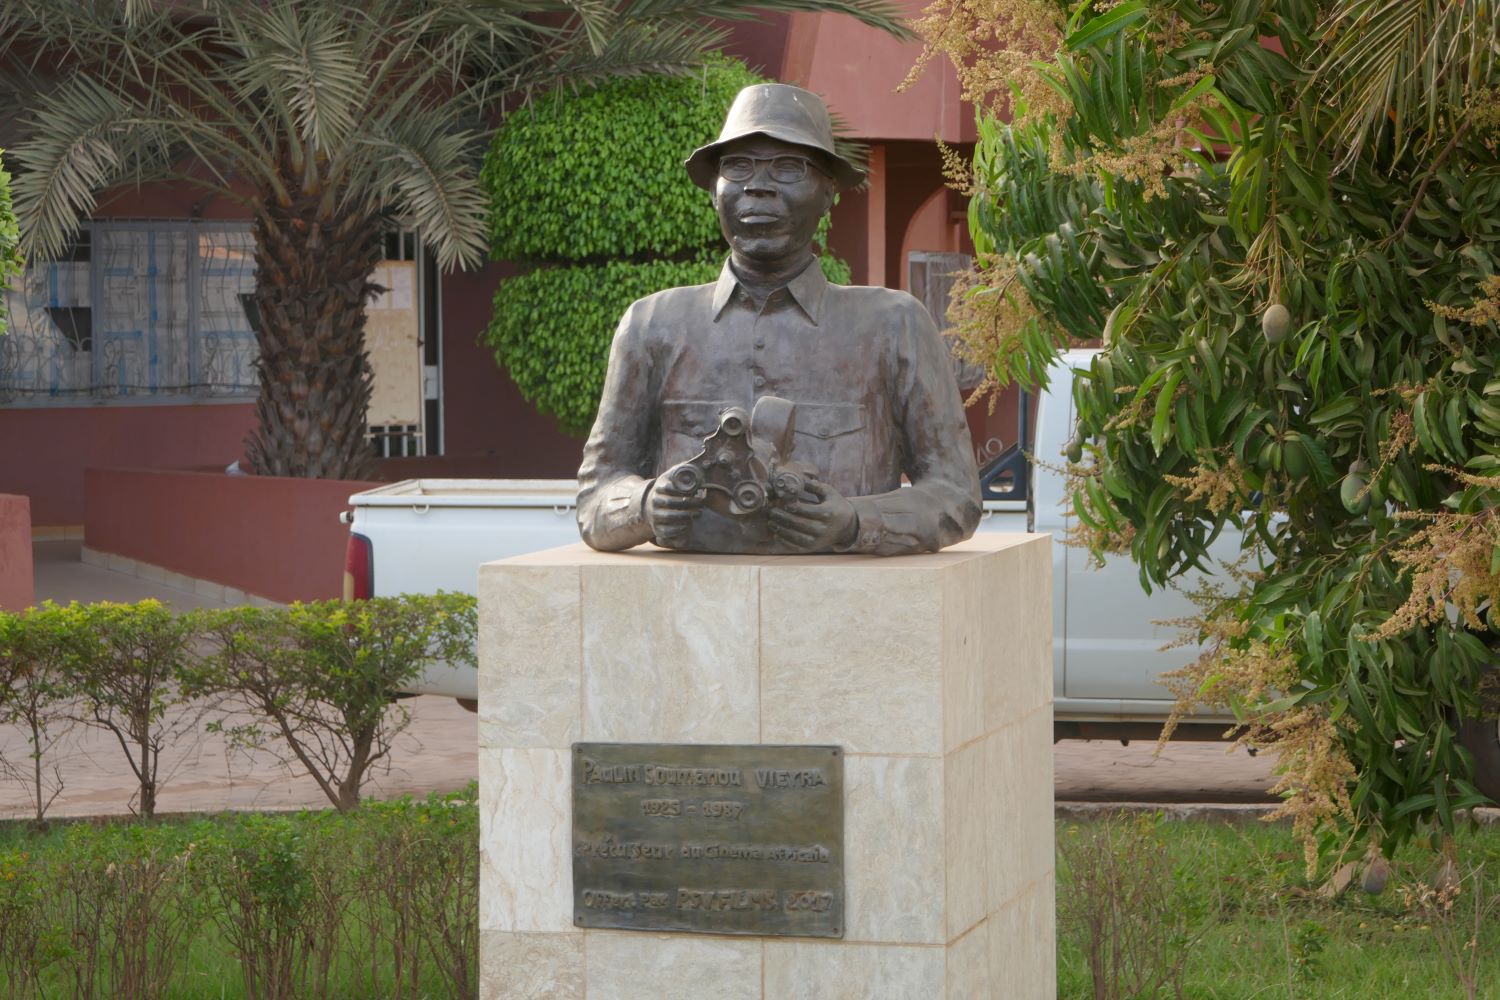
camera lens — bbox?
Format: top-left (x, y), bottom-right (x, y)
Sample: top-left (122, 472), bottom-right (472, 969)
top-left (669, 465), bottom-right (704, 494)
top-left (733, 480), bottom-right (766, 512)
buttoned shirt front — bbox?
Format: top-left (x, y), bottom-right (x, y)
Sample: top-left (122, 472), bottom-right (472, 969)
top-left (576, 259), bottom-right (982, 555)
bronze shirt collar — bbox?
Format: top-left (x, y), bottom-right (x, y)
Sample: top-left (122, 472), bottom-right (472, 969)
top-left (711, 257), bottom-right (827, 326)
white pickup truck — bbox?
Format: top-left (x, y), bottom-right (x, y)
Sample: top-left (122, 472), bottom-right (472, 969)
top-left (344, 349), bottom-right (1500, 794)
top-left (344, 350), bottom-right (1243, 744)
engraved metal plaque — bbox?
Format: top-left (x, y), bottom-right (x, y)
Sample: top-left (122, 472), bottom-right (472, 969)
top-left (571, 742), bottom-right (844, 938)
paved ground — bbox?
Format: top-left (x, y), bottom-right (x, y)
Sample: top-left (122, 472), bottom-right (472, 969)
top-left (0, 541), bottom-right (1279, 820)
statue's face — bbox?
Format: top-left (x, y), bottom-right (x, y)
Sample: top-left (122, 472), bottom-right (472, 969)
top-left (712, 136), bottom-right (835, 267)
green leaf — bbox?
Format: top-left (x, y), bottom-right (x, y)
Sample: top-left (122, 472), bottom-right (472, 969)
top-left (1151, 370), bottom-right (1184, 456)
top-left (1065, 0), bottom-right (1146, 52)
top-left (1170, 74), bottom-right (1218, 111)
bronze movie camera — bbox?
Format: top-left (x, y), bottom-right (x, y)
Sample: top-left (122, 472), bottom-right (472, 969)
top-left (664, 396), bottom-right (817, 519)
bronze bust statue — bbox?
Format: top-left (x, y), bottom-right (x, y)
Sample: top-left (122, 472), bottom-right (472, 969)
top-left (577, 84), bottom-right (981, 555)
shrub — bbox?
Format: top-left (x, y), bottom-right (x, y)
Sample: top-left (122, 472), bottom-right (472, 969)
top-left (196, 813), bottom-right (348, 1000)
top-left (70, 602), bottom-right (204, 820)
top-left (0, 846), bottom-right (47, 1000)
top-left (483, 56), bottom-right (765, 262)
top-left (349, 786), bottom-right (480, 1000)
top-left (0, 800), bottom-right (482, 998)
top-left (57, 824), bottom-right (201, 1000)
top-left (1057, 815), bottom-right (1197, 999)
top-left (199, 593), bottom-right (477, 812)
top-left (0, 606), bottom-right (79, 828)
top-left (480, 55), bottom-right (853, 434)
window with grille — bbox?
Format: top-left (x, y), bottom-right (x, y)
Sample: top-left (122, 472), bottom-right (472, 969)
top-left (0, 222), bottom-right (258, 403)
top-left (908, 250), bottom-right (986, 391)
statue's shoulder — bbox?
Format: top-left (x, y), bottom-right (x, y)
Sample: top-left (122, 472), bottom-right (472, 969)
top-left (828, 281), bottom-right (922, 305)
top-left (825, 282), bottom-right (934, 324)
top-left (621, 281), bottom-right (716, 326)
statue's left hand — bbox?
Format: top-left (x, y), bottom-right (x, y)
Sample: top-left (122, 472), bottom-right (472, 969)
top-left (768, 479), bottom-right (857, 551)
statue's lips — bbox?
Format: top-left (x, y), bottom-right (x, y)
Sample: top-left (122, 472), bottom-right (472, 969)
top-left (736, 213), bottom-right (782, 226)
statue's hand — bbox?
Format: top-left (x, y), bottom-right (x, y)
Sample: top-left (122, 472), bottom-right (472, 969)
top-left (647, 466), bottom-right (705, 547)
top-left (768, 479), bottom-right (857, 552)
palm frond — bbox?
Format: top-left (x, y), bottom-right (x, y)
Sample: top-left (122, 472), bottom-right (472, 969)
top-left (1315, 0), bottom-right (1497, 170)
top-left (10, 75), bottom-right (172, 259)
top-left (615, 0), bottom-right (914, 40)
top-left (506, 19), bottom-right (730, 101)
top-left (235, 3), bottom-right (368, 156)
top-left (561, 0), bottom-right (618, 54)
top-left (4, 0), bottom-right (919, 264)
top-left (360, 116), bottom-right (490, 271)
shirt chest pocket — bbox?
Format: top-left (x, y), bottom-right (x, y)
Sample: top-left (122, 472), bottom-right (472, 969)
top-left (659, 400), bottom-right (727, 468)
top-left (790, 402), bottom-right (867, 496)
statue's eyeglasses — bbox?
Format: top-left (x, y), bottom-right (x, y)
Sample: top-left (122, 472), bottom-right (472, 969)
top-left (718, 154), bottom-right (827, 184)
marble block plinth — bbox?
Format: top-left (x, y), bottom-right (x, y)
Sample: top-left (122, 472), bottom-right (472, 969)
top-left (478, 534), bottom-right (1055, 1000)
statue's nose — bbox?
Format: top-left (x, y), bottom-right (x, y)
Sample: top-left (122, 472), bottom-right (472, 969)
top-left (743, 169), bottom-right (777, 193)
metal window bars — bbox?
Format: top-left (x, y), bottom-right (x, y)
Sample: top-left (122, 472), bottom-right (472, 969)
top-left (367, 422), bottom-right (424, 458)
top-left (0, 221), bottom-right (258, 403)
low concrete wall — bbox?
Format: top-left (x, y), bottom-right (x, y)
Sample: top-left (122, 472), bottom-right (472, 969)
top-left (84, 467), bottom-right (380, 605)
top-left (0, 495), bottom-right (33, 611)
top-left (0, 403), bottom-right (255, 527)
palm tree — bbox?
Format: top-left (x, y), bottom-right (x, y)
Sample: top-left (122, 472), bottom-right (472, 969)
top-left (0, 0), bottom-right (909, 478)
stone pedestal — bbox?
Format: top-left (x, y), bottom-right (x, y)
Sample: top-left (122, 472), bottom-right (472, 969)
top-left (478, 534), bottom-right (1055, 1000)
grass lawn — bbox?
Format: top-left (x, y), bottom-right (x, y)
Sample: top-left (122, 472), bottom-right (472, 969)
top-left (1057, 814), bottom-right (1500, 999)
top-left (5, 804), bottom-right (1498, 998)
top-left (0, 792), bottom-right (476, 1000)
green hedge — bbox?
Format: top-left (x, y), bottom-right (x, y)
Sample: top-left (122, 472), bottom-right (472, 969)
top-left (483, 57), bottom-right (764, 262)
top-left (488, 253), bottom-right (852, 435)
top-left (480, 56), bottom-right (855, 434)
top-left (0, 595), bottom-right (477, 824)
top-left (0, 150), bottom-right (21, 336)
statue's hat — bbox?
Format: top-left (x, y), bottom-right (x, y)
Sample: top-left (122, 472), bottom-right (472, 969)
top-left (685, 83), bottom-right (863, 191)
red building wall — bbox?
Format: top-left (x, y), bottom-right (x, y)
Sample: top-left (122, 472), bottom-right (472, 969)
top-left (439, 261), bottom-right (584, 476)
top-left (84, 467), bottom-right (378, 604)
top-left (1, 403), bottom-right (254, 527)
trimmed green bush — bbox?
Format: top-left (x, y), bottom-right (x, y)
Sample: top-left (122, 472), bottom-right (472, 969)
top-left (197, 592), bottom-right (477, 813)
top-left (483, 57), bottom-right (764, 262)
top-left (72, 601), bottom-right (203, 821)
top-left (480, 56), bottom-right (853, 435)
top-left (0, 604), bottom-right (76, 828)
top-left (0, 595), bottom-right (478, 823)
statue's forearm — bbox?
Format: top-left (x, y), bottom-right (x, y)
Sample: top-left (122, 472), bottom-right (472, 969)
top-left (577, 474), bottom-right (654, 551)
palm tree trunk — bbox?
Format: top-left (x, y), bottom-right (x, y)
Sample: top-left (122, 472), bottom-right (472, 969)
top-left (244, 190), bottom-right (385, 480)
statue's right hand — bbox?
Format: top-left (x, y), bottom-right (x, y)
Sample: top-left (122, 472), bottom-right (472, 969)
top-left (646, 465), bottom-right (705, 546)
